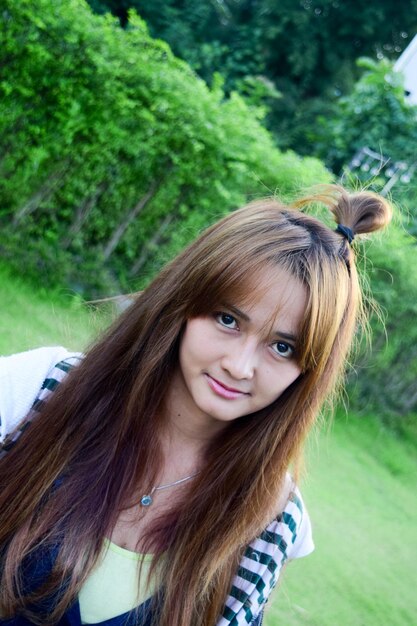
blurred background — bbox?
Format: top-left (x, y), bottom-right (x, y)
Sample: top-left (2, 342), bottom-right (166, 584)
top-left (1, 1), bottom-right (416, 624)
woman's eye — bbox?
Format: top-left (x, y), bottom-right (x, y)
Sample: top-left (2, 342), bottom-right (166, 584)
top-left (272, 341), bottom-right (294, 359)
top-left (215, 312), bottom-right (238, 329)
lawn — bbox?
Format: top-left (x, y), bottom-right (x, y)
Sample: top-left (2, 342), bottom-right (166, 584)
top-left (0, 263), bottom-right (110, 354)
top-left (1, 264), bottom-right (416, 626)
top-left (267, 416), bottom-right (417, 626)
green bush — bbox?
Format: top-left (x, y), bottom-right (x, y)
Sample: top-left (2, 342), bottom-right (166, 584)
top-left (1, 1), bottom-right (416, 419)
top-left (348, 223), bottom-right (417, 420)
top-left (0, 0), bottom-right (330, 295)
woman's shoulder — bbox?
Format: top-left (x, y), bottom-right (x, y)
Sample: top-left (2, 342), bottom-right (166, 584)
top-left (268, 473), bottom-right (314, 560)
top-left (283, 483), bottom-right (315, 559)
top-left (0, 346), bottom-right (82, 442)
top-left (226, 477), bottom-right (314, 624)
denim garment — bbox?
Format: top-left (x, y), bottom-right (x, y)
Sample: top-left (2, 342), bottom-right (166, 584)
top-left (0, 603), bottom-right (262, 626)
top-left (0, 596), bottom-right (154, 626)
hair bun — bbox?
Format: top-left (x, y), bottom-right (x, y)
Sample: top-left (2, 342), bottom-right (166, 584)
top-left (331, 186), bottom-right (392, 237)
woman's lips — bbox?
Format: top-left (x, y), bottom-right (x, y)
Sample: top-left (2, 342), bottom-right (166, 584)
top-left (205, 374), bottom-right (249, 399)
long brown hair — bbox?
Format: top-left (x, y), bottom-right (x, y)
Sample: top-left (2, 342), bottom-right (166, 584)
top-left (0, 185), bottom-right (391, 625)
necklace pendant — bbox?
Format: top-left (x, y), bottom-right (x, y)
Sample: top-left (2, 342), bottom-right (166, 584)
top-left (140, 494), bottom-right (153, 507)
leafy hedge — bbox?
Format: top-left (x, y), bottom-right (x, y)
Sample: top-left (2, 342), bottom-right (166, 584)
top-left (0, 0), bottom-right (329, 294)
top-left (349, 224), bottom-right (417, 422)
top-left (1, 1), bottom-right (416, 419)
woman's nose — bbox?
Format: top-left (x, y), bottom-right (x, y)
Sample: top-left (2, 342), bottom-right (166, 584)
top-left (221, 339), bottom-right (258, 380)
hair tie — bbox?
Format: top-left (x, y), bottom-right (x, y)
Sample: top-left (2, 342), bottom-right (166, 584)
top-left (335, 224), bottom-right (355, 244)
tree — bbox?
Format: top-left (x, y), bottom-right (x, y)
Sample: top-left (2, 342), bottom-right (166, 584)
top-left (348, 224), bottom-right (417, 420)
top-left (315, 58), bottom-right (417, 235)
top-left (317, 58), bottom-right (417, 170)
top-left (0, 0), bottom-right (329, 295)
top-left (86, 0), bottom-right (417, 153)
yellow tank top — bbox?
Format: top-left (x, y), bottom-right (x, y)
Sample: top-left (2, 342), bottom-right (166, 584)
top-left (78, 539), bottom-right (158, 624)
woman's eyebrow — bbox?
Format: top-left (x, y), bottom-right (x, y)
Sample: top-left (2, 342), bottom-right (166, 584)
top-left (222, 303), bottom-right (298, 342)
top-left (273, 331), bottom-right (298, 343)
top-left (222, 303), bottom-right (250, 321)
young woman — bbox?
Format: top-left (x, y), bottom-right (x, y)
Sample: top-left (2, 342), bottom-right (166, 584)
top-left (0, 185), bottom-right (392, 626)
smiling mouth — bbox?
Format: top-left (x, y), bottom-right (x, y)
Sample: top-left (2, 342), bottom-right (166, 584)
top-left (205, 374), bottom-right (249, 399)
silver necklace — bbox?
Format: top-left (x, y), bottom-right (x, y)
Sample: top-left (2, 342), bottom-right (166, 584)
top-left (140, 473), bottom-right (198, 507)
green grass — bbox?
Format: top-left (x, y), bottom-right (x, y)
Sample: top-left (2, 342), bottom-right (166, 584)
top-left (1, 265), bottom-right (416, 625)
top-left (0, 264), bottom-right (110, 354)
top-left (267, 416), bottom-right (417, 626)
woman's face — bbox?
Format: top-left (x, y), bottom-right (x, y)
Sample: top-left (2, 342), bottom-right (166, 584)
top-left (176, 266), bottom-right (307, 428)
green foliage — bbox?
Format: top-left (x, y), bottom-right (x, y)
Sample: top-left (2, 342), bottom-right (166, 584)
top-left (0, 0), bottom-right (329, 296)
top-left (318, 58), bottom-right (417, 171)
top-left (348, 223), bottom-right (417, 419)
top-left (2, 0), bottom-right (416, 420)
top-left (316, 58), bottom-right (417, 235)
top-left (88, 0), bottom-right (417, 153)
top-left (0, 263), bottom-right (109, 354)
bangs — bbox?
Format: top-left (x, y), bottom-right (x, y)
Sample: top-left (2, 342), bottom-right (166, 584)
top-left (184, 259), bottom-right (308, 362)
top-left (180, 206), bottom-right (313, 321)
top-left (184, 255), bottom-right (280, 319)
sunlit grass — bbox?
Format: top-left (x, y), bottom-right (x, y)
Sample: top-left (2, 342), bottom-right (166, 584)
top-left (1, 264), bottom-right (416, 625)
top-left (267, 414), bottom-right (417, 626)
top-left (0, 263), bottom-right (111, 354)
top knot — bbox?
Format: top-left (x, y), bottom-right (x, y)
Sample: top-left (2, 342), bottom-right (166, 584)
top-left (329, 186), bottom-right (393, 238)
top-left (292, 184), bottom-right (393, 241)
